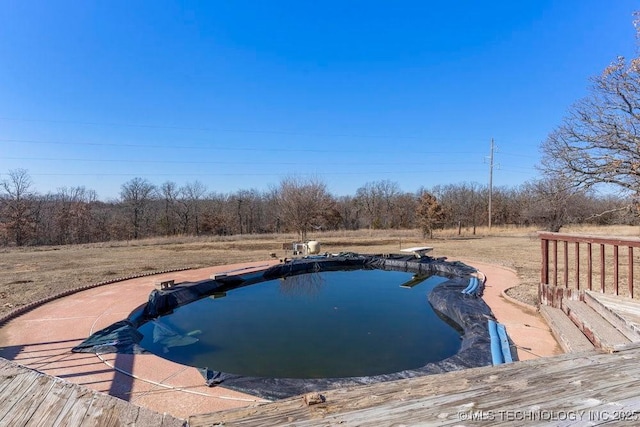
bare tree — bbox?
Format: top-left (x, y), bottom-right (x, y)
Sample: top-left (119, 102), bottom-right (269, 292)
top-left (181, 181), bottom-right (207, 235)
top-left (356, 181), bottom-right (383, 229)
top-left (159, 181), bottom-right (180, 236)
top-left (520, 176), bottom-right (590, 232)
top-left (233, 188), bottom-right (269, 234)
top-left (48, 186), bottom-right (97, 244)
top-left (432, 183), bottom-right (486, 234)
top-left (378, 180), bottom-right (401, 228)
top-left (276, 176), bottom-right (333, 241)
top-left (0, 169), bottom-right (38, 246)
top-left (490, 186), bottom-right (527, 227)
top-left (120, 177), bottom-right (156, 239)
top-left (334, 195), bottom-right (361, 230)
top-left (390, 192), bottom-right (417, 229)
top-left (200, 192), bottom-right (232, 236)
top-left (541, 15), bottom-right (640, 207)
top-left (356, 180), bottom-right (401, 229)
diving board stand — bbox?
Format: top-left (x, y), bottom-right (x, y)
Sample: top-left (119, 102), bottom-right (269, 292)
top-left (400, 246), bottom-right (434, 258)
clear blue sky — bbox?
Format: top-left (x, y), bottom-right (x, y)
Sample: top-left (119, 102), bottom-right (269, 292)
top-left (1, 1), bottom-right (637, 200)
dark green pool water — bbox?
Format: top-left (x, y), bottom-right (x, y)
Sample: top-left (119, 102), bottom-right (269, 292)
top-left (137, 269), bottom-right (461, 378)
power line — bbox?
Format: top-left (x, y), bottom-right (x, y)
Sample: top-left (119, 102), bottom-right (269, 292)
top-left (23, 168), bottom-right (475, 178)
top-left (0, 155), bottom-right (477, 167)
top-left (499, 151), bottom-right (540, 159)
top-left (499, 167), bottom-right (538, 173)
top-left (0, 138), bottom-right (480, 156)
top-left (0, 117), bottom-right (490, 142)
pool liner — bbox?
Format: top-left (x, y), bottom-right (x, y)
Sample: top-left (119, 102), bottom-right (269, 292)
top-left (73, 253), bottom-right (497, 399)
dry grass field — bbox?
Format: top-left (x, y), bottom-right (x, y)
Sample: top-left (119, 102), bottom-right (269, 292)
top-left (1, 225), bottom-right (638, 319)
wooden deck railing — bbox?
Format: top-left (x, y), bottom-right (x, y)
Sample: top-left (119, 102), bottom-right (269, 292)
top-left (539, 232), bottom-right (640, 307)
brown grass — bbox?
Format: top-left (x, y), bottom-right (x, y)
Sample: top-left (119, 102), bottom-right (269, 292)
top-left (1, 225), bottom-right (638, 318)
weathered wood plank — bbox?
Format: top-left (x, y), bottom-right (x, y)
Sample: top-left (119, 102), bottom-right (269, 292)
top-left (0, 371), bottom-right (19, 397)
top-left (539, 305), bottom-right (594, 352)
top-left (0, 369), bottom-right (44, 423)
top-left (191, 347), bottom-right (640, 427)
top-left (162, 413), bottom-right (188, 427)
top-left (134, 405), bottom-right (171, 427)
top-left (76, 392), bottom-right (185, 427)
top-left (0, 357), bottom-right (25, 375)
top-left (79, 392), bottom-right (123, 427)
top-left (327, 367), bottom-right (640, 426)
top-left (100, 396), bottom-right (142, 426)
top-left (0, 358), bottom-right (186, 427)
top-left (1, 375), bottom-right (56, 426)
top-left (564, 300), bottom-right (631, 351)
top-left (134, 405), bottom-right (184, 427)
top-left (53, 388), bottom-right (96, 426)
top-left (206, 374), bottom-right (640, 427)
top-left (586, 290), bottom-right (640, 335)
top-left (24, 380), bottom-right (80, 427)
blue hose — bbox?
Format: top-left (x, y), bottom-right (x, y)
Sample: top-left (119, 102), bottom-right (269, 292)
top-left (488, 319), bottom-right (504, 365)
top-left (462, 277), bottom-right (478, 295)
top-left (467, 277), bottom-right (479, 295)
top-left (496, 323), bottom-right (513, 363)
top-left (488, 320), bottom-right (514, 365)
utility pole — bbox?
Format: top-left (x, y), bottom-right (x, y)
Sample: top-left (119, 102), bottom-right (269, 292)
top-left (488, 138), bottom-right (494, 231)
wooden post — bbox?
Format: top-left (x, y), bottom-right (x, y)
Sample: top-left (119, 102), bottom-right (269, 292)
top-left (553, 240), bottom-right (558, 287)
top-left (588, 243), bottom-right (593, 291)
top-left (541, 238), bottom-right (549, 285)
top-left (630, 246), bottom-right (634, 299)
top-left (563, 241), bottom-right (569, 288)
top-left (600, 244), bottom-right (606, 293)
top-left (575, 242), bottom-right (580, 290)
top-left (613, 245), bottom-right (619, 295)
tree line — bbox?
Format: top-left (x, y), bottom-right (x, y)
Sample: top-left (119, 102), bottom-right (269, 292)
top-left (0, 169), bottom-right (634, 247)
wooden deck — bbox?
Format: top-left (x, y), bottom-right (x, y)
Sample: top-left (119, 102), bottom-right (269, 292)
top-left (0, 358), bottom-right (185, 427)
top-left (539, 305), bottom-right (594, 353)
top-left (191, 344), bottom-right (640, 426)
top-left (585, 290), bottom-right (640, 337)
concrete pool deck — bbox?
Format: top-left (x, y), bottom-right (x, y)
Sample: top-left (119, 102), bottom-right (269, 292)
top-left (0, 258), bottom-right (561, 420)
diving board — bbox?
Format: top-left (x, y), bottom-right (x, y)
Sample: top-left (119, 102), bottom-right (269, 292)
top-left (400, 246), bottom-right (434, 258)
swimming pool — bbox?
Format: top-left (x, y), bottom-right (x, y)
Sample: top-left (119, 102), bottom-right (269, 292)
top-left (136, 268), bottom-right (460, 379)
top-left (74, 253), bottom-right (495, 399)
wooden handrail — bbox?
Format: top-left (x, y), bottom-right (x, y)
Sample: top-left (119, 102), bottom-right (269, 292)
top-left (539, 232), bottom-right (639, 303)
top-left (538, 232), bottom-right (640, 247)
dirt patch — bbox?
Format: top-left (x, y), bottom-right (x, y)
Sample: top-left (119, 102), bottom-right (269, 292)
top-left (505, 283), bottom-right (539, 307)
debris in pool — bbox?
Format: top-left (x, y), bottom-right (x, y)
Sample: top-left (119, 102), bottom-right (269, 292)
top-left (152, 321), bottom-right (199, 353)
